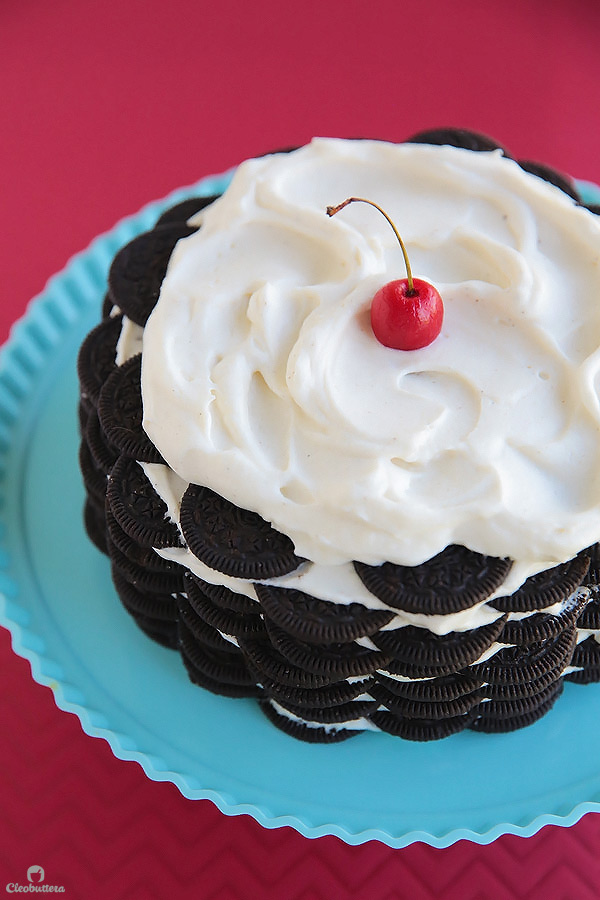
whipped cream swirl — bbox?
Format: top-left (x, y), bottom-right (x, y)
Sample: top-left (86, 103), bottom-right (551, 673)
top-left (141, 138), bottom-right (600, 572)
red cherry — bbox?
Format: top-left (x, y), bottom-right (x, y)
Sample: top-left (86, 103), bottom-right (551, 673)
top-left (371, 277), bottom-right (443, 350)
top-left (326, 196), bottom-right (444, 351)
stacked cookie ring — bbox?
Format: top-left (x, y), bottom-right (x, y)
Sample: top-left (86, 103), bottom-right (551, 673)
top-left (77, 130), bottom-right (600, 742)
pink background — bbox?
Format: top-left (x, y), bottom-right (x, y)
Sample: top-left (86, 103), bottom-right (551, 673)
top-left (2, 1), bottom-right (600, 896)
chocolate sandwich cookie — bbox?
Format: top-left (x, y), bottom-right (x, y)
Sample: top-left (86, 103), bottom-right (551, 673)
top-left (77, 313), bottom-right (123, 407)
top-left (108, 539), bottom-right (184, 594)
top-left (470, 626), bottom-right (577, 685)
top-left (178, 618), bottom-right (259, 697)
top-left (111, 566), bottom-right (180, 623)
top-left (133, 615), bottom-right (179, 649)
top-left (372, 617), bottom-right (506, 672)
top-left (490, 554), bottom-right (590, 613)
top-left (251, 668), bottom-right (374, 710)
top-left (78, 398), bottom-right (92, 434)
top-left (576, 597), bottom-right (600, 630)
top-left (406, 127), bottom-right (510, 155)
top-left (107, 453), bottom-right (183, 549)
top-left (272, 697), bottom-right (377, 725)
top-left (471, 680), bottom-right (564, 733)
top-left (105, 505), bottom-right (182, 575)
top-left (111, 567), bottom-right (179, 649)
top-left (369, 680), bottom-right (485, 720)
top-left (254, 583), bottom-right (394, 645)
top-left (78, 438), bottom-right (108, 508)
top-left (178, 594), bottom-right (250, 654)
top-left (184, 571), bottom-right (266, 639)
top-left (499, 589), bottom-right (589, 646)
top-left (180, 484), bottom-right (305, 579)
top-left (155, 194), bottom-right (221, 227)
top-left (238, 634), bottom-right (342, 689)
top-left (354, 545), bottom-right (512, 615)
top-left (564, 665), bottom-right (600, 685)
top-left (108, 222), bottom-right (197, 327)
top-left (101, 292), bottom-right (114, 318)
top-left (259, 700), bottom-right (359, 743)
top-left (199, 579), bottom-right (259, 615)
top-left (97, 354), bottom-right (164, 463)
top-left (569, 636), bottom-right (600, 670)
top-left (370, 708), bottom-right (476, 741)
top-left (85, 408), bottom-right (120, 475)
top-left (264, 619), bottom-right (391, 680)
top-left (373, 670), bottom-right (483, 703)
top-left (484, 665), bottom-right (566, 700)
top-left (83, 497), bottom-right (108, 555)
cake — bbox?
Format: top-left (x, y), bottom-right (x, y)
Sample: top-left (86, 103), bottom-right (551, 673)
top-left (77, 128), bottom-right (600, 742)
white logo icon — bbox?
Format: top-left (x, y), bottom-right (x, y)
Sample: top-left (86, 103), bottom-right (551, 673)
top-left (26, 867), bottom-right (45, 884)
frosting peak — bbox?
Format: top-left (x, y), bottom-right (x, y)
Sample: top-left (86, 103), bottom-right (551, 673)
top-left (141, 138), bottom-right (600, 571)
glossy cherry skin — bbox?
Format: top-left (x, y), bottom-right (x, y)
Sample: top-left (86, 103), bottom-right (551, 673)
top-left (370, 277), bottom-right (444, 350)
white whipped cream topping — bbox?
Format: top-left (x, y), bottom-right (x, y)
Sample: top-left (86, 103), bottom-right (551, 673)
top-left (141, 138), bottom-right (600, 574)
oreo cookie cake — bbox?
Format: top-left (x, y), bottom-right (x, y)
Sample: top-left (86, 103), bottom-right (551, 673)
top-left (78, 129), bottom-right (600, 742)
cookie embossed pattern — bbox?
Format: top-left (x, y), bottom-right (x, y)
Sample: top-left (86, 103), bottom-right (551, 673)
top-left (2, 132), bottom-right (600, 847)
top-left (78, 129), bottom-right (600, 744)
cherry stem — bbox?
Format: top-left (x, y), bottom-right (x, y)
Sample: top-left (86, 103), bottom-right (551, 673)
top-left (326, 197), bottom-right (415, 294)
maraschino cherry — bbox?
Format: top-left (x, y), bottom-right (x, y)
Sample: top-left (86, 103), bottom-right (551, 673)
top-left (326, 197), bottom-right (444, 350)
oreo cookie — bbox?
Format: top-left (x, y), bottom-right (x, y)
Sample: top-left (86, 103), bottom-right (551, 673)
top-left (180, 484), bottom-right (304, 579)
top-left (374, 670), bottom-right (483, 703)
top-left (108, 222), bottom-right (197, 327)
top-left (406, 127), bottom-right (509, 155)
top-left (112, 565), bottom-right (180, 623)
top-left (255, 583), bottom-right (394, 645)
top-left (105, 505), bottom-right (182, 575)
top-left (108, 538), bottom-right (184, 594)
top-left (369, 680), bottom-right (484, 720)
top-left (470, 627), bottom-right (577, 685)
top-left (490, 555), bottom-right (590, 613)
top-left (272, 697), bottom-right (377, 725)
top-left (372, 617), bottom-right (506, 672)
top-left (570, 636), bottom-right (600, 670)
top-left (485, 665), bottom-right (566, 700)
top-left (184, 572), bottom-right (266, 639)
top-left (259, 699), bottom-right (359, 743)
top-left (238, 634), bottom-right (342, 689)
top-left (253, 668), bottom-right (373, 710)
top-left (576, 596), bottom-right (600, 630)
top-left (178, 618), bottom-right (259, 697)
top-left (354, 545), bottom-right (511, 614)
top-left (471, 680), bottom-right (564, 733)
top-left (77, 314), bottom-right (123, 407)
top-left (564, 666), bottom-right (600, 685)
top-left (156, 194), bottom-right (221, 227)
top-left (85, 408), bottom-right (119, 475)
top-left (177, 594), bottom-right (242, 654)
top-left (79, 438), bottom-right (108, 507)
top-left (97, 355), bottom-right (164, 463)
top-left (83, 497), bottom-right (107, 555)
top-left (107, 453), bottom-right (183, 549)
top-left (499, 590), bottom-right (589, 646)
top-left (200, 579), bottom-right (259, 615)
top-left (370, 708), bottom-right (475, 741)
top-left (264, 619), bottom-right (390, 680)
top-left (101, 292), bottom-right (114, 318)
